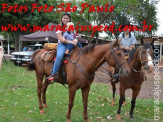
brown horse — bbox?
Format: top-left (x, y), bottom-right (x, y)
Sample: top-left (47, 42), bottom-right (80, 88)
top-left (109, 38), bottom-right (154, 120)
top-left (28, 39), bottom-right (130, 122)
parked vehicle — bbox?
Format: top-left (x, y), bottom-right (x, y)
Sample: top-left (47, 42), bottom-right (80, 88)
top-left (10, 44), bottom-right (42, 66)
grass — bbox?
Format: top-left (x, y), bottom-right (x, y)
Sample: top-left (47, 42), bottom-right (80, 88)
top-left (0, 61), bottom-right (163, 122)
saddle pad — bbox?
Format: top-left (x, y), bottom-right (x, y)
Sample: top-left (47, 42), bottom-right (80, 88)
top-left (53, 57), bottom-right (68, 64)
top-left (41, 50), bottom-right (56, 62)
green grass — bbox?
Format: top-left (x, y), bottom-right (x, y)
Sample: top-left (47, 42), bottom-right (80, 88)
top-left (0, 61), bottom-right (163, 122)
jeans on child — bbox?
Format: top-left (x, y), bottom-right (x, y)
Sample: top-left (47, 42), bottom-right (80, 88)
top-left (67, 43), bottom-right (82, 50)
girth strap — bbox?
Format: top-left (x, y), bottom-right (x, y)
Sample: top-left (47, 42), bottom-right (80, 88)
top-left (76, 64), bottom-right (95, 79)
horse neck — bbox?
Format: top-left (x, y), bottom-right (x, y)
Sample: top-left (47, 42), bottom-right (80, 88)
top-left (86, 44), bottom-right (109, 71)
top-left (130, 47), bottom-right (142, 72)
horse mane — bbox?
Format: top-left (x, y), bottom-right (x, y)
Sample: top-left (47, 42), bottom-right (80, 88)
top-left (128, 46), bottom-right (139, 63)
top-left (82, 44), bottom-right (95, 55)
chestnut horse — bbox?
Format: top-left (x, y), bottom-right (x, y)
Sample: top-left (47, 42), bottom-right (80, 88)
top-left (28, 39), bottom-right (130, 122)
top-left (109, 38), bottom-right (154, 120)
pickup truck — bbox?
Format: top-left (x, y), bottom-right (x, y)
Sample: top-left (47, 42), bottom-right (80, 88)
top-left (10, 44), bottom-right (42, 66)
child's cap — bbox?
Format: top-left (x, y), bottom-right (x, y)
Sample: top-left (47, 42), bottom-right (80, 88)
top-left (67, 22), bottom-right (74, 27)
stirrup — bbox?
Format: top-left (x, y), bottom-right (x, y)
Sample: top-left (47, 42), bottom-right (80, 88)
top-left (46, 73), bottom-right (58, 84)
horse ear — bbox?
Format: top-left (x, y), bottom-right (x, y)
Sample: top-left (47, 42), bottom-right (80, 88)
top-left (151, 38), bottom-right (154, 45)
top-left (141, 37), bottom-right (144, 45)
top-left (112, 39), bottom-right (119, 47)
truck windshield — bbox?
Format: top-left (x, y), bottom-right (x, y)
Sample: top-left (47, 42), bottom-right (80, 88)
top-left (25, 46), bottom-right (42, 51)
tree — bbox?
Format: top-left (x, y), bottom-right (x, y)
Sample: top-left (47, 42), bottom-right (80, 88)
top-left (0, 0), bottom-right (59, 51)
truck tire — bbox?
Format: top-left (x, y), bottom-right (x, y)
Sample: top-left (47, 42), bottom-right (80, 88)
top-left (14, 61), bottom-right (22, 66)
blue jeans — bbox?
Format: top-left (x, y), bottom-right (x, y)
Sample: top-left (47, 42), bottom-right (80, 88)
top-left (66, 43), bottom-right (82, 50)
top-left (51, 43), bottom-right (66, 75)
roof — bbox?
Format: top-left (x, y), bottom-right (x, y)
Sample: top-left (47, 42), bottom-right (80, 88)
top-left (143, 36), bottom-right (163, 43)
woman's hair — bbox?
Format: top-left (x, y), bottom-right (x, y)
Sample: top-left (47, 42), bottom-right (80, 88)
top-left (61, 13), bottom-right (71, 28)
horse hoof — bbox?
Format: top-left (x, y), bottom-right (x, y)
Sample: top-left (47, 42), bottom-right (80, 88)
top-left (122, 101), bottom-right (126, 106)
top-left (44, 104), bottom-right (48, 108)
top-left (111, 102), bottom-right (115, 106)
top-left (66, 119), bottom-right (71, 122)
top-left (85, 119), bottom-right (90, 122)
top-left (129, 114), bottom-right (134, 119)
top-left (116, 114), bottom-right (121, 121)
top-left (111, 99), bottom-right (115, 106)
top-left (40, 109), bottom-right (45, 114)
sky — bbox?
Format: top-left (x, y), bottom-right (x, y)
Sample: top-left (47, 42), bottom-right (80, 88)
top-left (156, 0), bottom-right (163, 36)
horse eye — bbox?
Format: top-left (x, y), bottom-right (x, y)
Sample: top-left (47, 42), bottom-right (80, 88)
top-left (117, 53), bottom-right (121, 56)
top-left (142, 51), bottom-right (145, 54)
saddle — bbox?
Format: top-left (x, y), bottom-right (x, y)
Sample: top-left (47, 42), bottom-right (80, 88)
top-left (41, 50), bottom-right (56, 62)
top-left (41, 48), bottom-right (77, 85)
top-left (41, 43), bottom-right (58, 62)
top-left (41, 49), bottom-right (69, 84)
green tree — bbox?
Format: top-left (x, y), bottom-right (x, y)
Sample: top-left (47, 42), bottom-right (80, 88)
top-left (0, 0), bottom-right (58, 51)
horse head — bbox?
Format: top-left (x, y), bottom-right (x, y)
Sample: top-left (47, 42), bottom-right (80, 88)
top-left (139, 37), bottom-right (154, 73)
top-left (105, 39), bottom-right (130, 76)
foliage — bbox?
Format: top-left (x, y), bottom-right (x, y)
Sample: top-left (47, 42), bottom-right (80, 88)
top-left (0, 0), bottom-right (58, 50)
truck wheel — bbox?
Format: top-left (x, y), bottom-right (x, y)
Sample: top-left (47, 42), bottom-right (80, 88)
top-left (14, 61), bottom-right (22, 66)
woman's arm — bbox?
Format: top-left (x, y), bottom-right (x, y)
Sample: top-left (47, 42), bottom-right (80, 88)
top-left (129, 44), bottom-right (135, 50)
top-left (57, 33), bottom-right (77, 46)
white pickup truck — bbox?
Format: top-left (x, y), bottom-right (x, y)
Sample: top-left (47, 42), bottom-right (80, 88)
top-left (10, 44), bottom-right (42, 66)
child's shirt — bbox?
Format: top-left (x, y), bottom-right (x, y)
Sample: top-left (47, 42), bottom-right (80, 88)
top-left (63, 31), bottom-right (78, 41)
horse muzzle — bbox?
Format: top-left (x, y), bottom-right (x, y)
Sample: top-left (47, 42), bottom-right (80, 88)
top-left (144, 63), bottom-right (154, 73)
top-left (119, 68), bottom-right (130, 76)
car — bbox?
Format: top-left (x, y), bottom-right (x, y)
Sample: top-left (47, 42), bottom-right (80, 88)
top-left (10, 44), bottom-right (42, 66)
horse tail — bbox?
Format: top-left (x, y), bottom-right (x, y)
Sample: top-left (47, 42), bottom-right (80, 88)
top-left (28, 49), bottom-right (42, 70)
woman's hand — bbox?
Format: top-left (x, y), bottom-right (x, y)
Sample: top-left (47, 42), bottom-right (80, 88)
top-left (72, 41), bottom-right (77, 46)
top-left (62, 37), bottom-right (66, 43)
top-left (77, 34), bottom-right (81, 38)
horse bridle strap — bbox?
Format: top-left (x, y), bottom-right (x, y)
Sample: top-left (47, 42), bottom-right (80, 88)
top-left (107, 44), bottom-right (128, 69)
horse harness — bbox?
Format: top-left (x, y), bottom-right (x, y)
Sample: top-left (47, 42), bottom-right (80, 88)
top-left (66, 44), bottom-right (128, 80)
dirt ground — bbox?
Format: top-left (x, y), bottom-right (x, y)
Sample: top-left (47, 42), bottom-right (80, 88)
top-left (94, 62), bottom-right (163, 102)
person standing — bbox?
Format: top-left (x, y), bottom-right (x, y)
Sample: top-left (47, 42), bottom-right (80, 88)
top-left (0, 46), bottom-right (4, 70)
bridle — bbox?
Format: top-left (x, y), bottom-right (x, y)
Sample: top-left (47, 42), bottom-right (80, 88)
top-left (106, 44), bottom-right (128, 70)
top-left (66, 43), bottom-right (128, 79)
top-left (131, 46), bottom-right (153, 72)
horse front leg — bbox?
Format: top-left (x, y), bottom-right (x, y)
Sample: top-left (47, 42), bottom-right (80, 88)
top-left (42, 76), bottom-right (49, 108)
top-left (116, 85), bottom-right (126, 121)
top-left (111, 82), bottom-right (116, 106)
top-left (130, 88), bottom-right (140, 118)
top-left (36, 74), bottom-right (44, 114)
top-left (66, 86), bottom-right (77, 122)
top-left (81, 86), bottom-right (90, 122)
